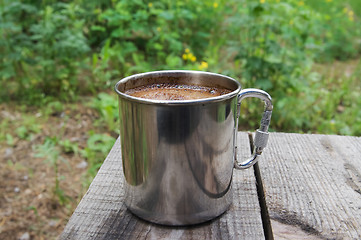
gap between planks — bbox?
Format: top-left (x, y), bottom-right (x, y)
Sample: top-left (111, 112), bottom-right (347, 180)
top-left (249, 133), bottom-right (324, 240)
top-left (248, 132), bottom-right (274, 240)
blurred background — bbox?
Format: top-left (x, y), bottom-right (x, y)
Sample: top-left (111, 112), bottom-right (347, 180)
top-left (0, 0), bottom-right (360, 239)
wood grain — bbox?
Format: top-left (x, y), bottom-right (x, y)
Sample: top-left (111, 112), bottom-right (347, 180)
top-left (259, 133), bottom-right (361, 239)
top-left (59, 132), bottom-right (264, 240)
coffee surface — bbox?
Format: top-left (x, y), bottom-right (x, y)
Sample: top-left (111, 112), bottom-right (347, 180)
top-left (125, 83), bottom-right (232, 100)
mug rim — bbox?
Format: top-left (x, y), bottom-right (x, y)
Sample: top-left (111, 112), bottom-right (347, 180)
top-left (114, 70), bottom-right (242, 105)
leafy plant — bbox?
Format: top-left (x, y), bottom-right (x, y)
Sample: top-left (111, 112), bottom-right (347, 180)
top-left (89, 0), bottom-right (226, 82)
top-left (5, 133), bottom-right (15, 146)
top-left (81, 132), bottom-right (116, 185)
top-left (60, 139), bottom-right (79, 155)
top-left (90, 92), bottom-right (119, 134)
top-left (33, 137), bottom-right (70, 205)
top-left (0, 0), bottom-right (89, 103)
top-left (15, 126), bottom-right (28, 139)
top-left (0, 0), bottom-right (360, 136)
top-left (219, 0), bottom-right (360, 135)
top-left (305, 0), bottom-right (361, 61)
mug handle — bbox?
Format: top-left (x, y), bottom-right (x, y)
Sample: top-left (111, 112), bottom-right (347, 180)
top-left (234, 88), bottom-right (273, 169)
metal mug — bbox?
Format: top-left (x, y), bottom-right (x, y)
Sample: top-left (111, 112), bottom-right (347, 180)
top-left (115, 70), bottom-right (273, 226)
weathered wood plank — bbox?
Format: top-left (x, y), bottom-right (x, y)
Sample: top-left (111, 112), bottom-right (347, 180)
top-left (59, 132), bottom-right (264, 240)
top-left (259, 133), bottom-right (361, 239)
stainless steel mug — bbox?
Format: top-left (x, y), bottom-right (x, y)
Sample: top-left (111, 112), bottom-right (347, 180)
top-left (115, 70), bottom-right (273, 225)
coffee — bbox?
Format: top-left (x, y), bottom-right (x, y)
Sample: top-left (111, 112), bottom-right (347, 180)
top-left (125, 83), bottom-right (232, 100)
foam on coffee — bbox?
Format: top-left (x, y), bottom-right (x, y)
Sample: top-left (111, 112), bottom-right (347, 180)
top-left (125, 83), bottom-right (232, 100)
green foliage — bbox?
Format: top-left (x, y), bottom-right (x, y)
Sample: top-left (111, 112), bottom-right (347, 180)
top-left (33, 136), bottom-right (70, 205)
top-left (1, 114), bottom-right (42, 142)
top-left (227, 0), bottom-right (317, 104)
top-left (225, 0), bottom-right (361, 135)
top-left (5, 133), bottom-right (14, 146)
top-left (15, 126), bottom-right (28, 139)
top-left (44, 101), bottom-right (65, 116)
top-left (81, 132), bottom-right (115, 184)
top-left (90, 92), bottom-right (119, 134)
top-left (0, 0), bottom-right (360, 136)
top-left (59, 139), bottom-right (79, 155)
top-left (88, 0), bottom-right (224, 85)
top-left (0, 0), bottom-right (89, 103)
top-left (305, 0), bottom-right (361, 61)
top-left (312, 69), bottom-right (361, 136)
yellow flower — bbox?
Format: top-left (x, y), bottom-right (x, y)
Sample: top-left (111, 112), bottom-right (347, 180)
top-left (182, 49), bottom-right (197, 62)
top-left (348, 11), bottom-right (355, 21)
top-left (298, 1), bottom-right (304, 6)
top-left (198, 61), bottom-right (209, 70)
top-left (213, 2), bottom-right (219, 8)
top-left (148, 2), bottom-right (153, 8)
top-left (260, 0), bottom-right (265, 4)
top-left (343, 8), bottom-right (348, 14)
top-left (289, 19), bottom-right (294, 25)
top-left (156, 27), bottom-right (161, 32)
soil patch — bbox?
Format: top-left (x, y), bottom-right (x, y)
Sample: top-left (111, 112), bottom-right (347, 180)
top-left (0, 101), bottom-right (115, 240)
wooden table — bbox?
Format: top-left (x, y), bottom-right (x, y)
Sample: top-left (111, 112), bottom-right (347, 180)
top-left (60, 132), bottom-right (361, 240)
